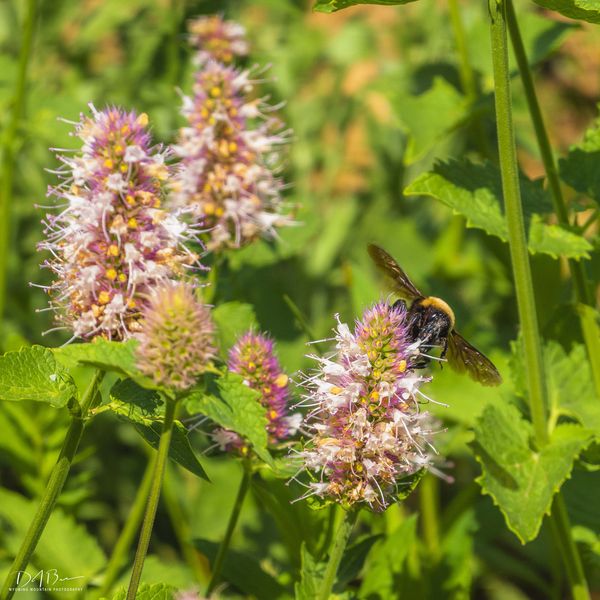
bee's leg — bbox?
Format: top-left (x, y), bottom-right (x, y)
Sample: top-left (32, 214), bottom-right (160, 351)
top-left (440, 337), bottom-right (449, 360)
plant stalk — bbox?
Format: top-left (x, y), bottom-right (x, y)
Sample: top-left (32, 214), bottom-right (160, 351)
top-left (126, 397), bottom-right (177, 600)
top-left (318, 509), bottom-right (358, 600)
top-left (419, 474), bottom-right (441, 561)
top-left (206, 461), bottom-right (251, 596)
top-left (0, 0), bottom-right (37, 340)
top-left (489, 3), bottom-right (590, 599)
top-left (0, 369), bottom-right (104, 600)
top-left (489, 0), bottom-right (548, 446)
top-left (94, 455), bottom-right (156, 599)
top-left (505, 0), bottom-right (600, 398)
top-left (163, 465), bottom-right (208, 585)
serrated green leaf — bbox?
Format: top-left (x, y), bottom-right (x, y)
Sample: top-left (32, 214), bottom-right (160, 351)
top-left (390, 78), bottom-right (468, 164)
top-left (212, 302), bottom-right (257, 359)
top-left (108, 379), bottom-right (209, 481)
top-left (531, 0), bottom-right (600, 24)
top-left (295, 543), bottom-right (326, 600)
top-left (405, 160), bottom-right (592, 259)
top-left (55, 338), bottom-right (139, 378)
top-left (359, 515), bottom-right (417, 598)
top-left (111, 582), bottom-right (178, 600)
top-left (559, 111), bottom-right (600, 206)
top-left (186, 373), bottom-right (272, 465)
top-left (471, 402), bottom-right (593, 543)
top-left (0, 346), bottom-right (77, 408)
top-left (314, 0), bottom-right (417, 13)
top-left (511, 340), bottom-right (600, 431)
top-left (0, 488), bottom-right (106, 590)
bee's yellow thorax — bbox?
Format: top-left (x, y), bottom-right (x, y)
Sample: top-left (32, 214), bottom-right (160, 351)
top-left (420, 296), bottom-right (455, 328)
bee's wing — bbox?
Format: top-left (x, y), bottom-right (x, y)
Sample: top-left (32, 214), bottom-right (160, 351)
top-left (368, 244), bottom-right (422, 300)
top-left (447, 330), bottom-right (502, 386)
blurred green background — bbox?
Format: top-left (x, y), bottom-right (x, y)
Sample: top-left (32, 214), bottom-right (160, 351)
top-left (0, 0), bottom-right (599, 598)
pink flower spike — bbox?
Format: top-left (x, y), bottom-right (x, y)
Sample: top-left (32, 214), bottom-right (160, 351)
top-left (295, 302), bottom-right (441, 512)
top-left (40, 105), bottom-right (198, 341)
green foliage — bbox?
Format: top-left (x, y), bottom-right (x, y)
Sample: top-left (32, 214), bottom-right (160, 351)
top-left (405, 160), bottom-right (593, 259)
top-left (212, 301), bottom-right (257, 359)
top-left (295, 544), bottom-right (326, 600)
top-left (0, 346), bottom-right (77, 407)
top-left (531, 0), bottom-right (600, 24)
top-left (108, 379), bottom-right (209, 480)
top-left (390, 77), bottom-right (469, 164)
top-left (185, 373), bottom-right (272, 465)
top-left (314, 0), bottom-right (417, 13)
top-left (559, 112), bottom-right (600, 207)
top-left (472, 402), bottom-right (593, 543)
top-left (359, 514), bottom-right (418, 598)
top-left (194, 539), bottom-right (290, 599)
top-left (0, 488), bottom-right (106, 588)
top-left (111, 582), bottom-right (178, 600)
top-left (55, 339), bottom-right (141, 380)
top-left (511, 340), bottom-right (600, 432)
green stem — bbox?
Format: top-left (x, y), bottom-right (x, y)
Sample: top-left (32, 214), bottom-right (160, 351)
top-left (489, 0), bottom-right (548, 446)
top-left (163, 465), bottom-right (207, 585)
top-left (0, 0), bottom-right (37, 339)
top-left (489, 3), bottom-right (590, 599)
top-left (318, 509), bottom-right (358, 600)
top-left (206, 461), bottom-right (251, 596)
top-left (505, 0), bottom-right (600, 398)
top-left (0, 369), bottom-right (104, 600)
top-left (419, 474), bottom-right (440, 561)
top-left (126, 397), bottom-right (177, 600)
top-left (94, 455), bottom-right (156, 599)
top-left (548, 495), bottom-right (590, 600)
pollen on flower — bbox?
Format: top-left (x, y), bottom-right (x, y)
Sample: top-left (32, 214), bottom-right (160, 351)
top-left (294, 302), bottom-right (440, 512)
top-left (170, 16), bottom-right (294, 251)
top-left (136, 282), bottom-right (216, 391)
top-left (38, 105), bottom-right (197, 341)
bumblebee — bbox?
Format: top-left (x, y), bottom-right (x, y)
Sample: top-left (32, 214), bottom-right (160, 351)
top-left (368, 244), bottom-right (502, 387)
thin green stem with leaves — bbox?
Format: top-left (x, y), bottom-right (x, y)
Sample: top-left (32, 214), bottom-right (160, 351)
top-left (94, 455), bottom-right (156, 599)
top-left (505, 0), bottom-right (600, 398)
top-left (0, 0), bottom-right (37, 340)
top-left (318, 509), bottom-right (358, 600)
top-left (1, 369), bottom-right (104, 600)
top-left (489, 2), bottom-right (589, 599)
top-left (206, 460), bottom-right (252, 596)
top-left (126, 396), bottom-right (178, 599)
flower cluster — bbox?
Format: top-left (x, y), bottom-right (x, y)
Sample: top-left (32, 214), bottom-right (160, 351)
top-left (211, 331), bottom-right (298, 452)
top-left (188, 15), bottom-right (249, 64)
top-left (296, 302), bottom-right (438, 511)
top-left (40, 105), bottom-right (195, 340)
top-left (136, 282), bottom-right (215, 390)
top-left (170, 16), bottom-right (292, 250)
